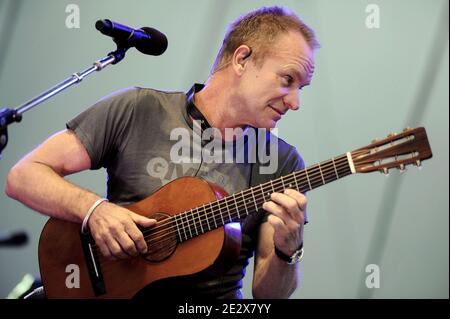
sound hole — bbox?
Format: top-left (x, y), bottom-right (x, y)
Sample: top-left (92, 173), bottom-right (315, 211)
top-left (141, 212), bottom-right (177, 262)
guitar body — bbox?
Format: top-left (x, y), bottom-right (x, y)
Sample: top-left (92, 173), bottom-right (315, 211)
top-left (38, 177), bottom-right (242, 298)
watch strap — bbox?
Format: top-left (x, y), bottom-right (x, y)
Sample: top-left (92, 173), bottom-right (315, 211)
top-left (274, 243), bottom-right (304, 264)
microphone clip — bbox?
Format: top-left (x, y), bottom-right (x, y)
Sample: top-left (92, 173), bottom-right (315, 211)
top-left (108, 45), bottom-right (129, 65)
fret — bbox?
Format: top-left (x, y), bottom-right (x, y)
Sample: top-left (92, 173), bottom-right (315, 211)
top-left (260, 184), bottom-right (266, 201)
top-left (184, 212), bottom-right (193, 239)
top-left (304, 167), bottom-right (312, 190)
top-left (176, 214), bottom-right (184, 241)
top-left (210, 202), bottom-right (217, 229)
top-left (251, 187), bottom-right (258, 211)
top-left (204, 203), bottom-right (211, 231)
top-left (263, 184), bottom-right (271, 201)
top-left (190, 209), bottom-right (198, 236)
top-left (293, 171), bottom-right (299, 191)
top-left (173, 214), bottom-right (183, 242)
top-left (241, 191), bottom-right (249, 216)
top-left (233, 194), bottom-right (241, 219)
top-left (224, 197), bottom-right (232, 222)
top-left (318, 163), bottom-right (326, 185)
top-left (218, 200), bottom-right (225, 226)
top-left (323, 159), bottom-right (338, 183)
top-left (331, 157), bottom-right (339, 179)
top-left (198, 207), bottom-right (204, 234)
top-left (280, 176), bottom-right (286, 190)
top-left (270, 180), bottom-right (276, 195)
top-left (179, 213), bottom-right (189, 241)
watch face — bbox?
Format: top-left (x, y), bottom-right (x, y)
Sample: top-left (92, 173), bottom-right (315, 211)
top-left (289, 248), bottom-right (304, 264)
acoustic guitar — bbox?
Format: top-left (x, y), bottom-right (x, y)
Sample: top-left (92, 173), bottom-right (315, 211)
top-left (38, 127), bottom-right (432, 298)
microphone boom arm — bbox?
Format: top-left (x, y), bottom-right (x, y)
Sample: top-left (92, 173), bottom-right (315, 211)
top-left (0, 46), bottom-right (129, 157)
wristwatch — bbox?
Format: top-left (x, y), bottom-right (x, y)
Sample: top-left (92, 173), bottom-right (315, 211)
top-left (274, 243), bottom-right (304, 264)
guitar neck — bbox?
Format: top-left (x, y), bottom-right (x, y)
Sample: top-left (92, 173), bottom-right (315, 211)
top-left (173, 153), bottom-right (355, 242)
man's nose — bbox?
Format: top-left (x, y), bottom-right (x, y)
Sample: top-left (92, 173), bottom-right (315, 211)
top-left (283, 89), bottom-right (300, 110)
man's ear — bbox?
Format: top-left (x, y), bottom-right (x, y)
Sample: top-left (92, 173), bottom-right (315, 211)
top-left (231, 45), bottom-right (252, 75)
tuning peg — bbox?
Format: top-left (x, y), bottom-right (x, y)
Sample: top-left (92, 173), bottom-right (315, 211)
top-left (403, 127), bottom-right (411, 132)
top-left (372, 138), bottom-right (379, 144)
top-left (399, 163), bottom-right (407, 173)
top-left (416, 160), bottom-right (423, 170)
top-left (387, 133), bottom-right (396, 138)
top-left (382, 167), bottom-right (389, 176)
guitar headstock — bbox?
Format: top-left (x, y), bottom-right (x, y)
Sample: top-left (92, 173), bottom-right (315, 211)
top-left (351, 127), bottom-right (433, 174)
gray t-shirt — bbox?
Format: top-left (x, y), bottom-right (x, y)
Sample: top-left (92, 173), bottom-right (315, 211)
top-left (66, 85), bottom-right (305, 298)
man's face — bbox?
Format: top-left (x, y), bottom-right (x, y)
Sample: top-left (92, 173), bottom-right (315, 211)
top-left (238, 30), bottom-right (315, 129)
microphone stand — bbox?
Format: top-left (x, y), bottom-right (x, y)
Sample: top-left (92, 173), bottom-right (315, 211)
top-left (0, 45), bottom-right (129, 158)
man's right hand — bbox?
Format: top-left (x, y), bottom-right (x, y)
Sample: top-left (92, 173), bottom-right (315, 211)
top-left (87, 202), bottom-right (157, 260)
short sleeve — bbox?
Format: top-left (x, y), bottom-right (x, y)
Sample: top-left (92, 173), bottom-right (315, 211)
top-left (66, 87), bottom-right (138, 169)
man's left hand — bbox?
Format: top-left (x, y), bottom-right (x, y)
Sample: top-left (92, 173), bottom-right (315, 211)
top-left (262, 189), bottom-right (307, 256)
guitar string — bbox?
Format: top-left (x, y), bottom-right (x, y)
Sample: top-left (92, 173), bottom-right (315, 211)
top-left (92, 158), bottom-right (352, 268)
top-left (140, 163), bottom-right (354, 252)
top-left (91, 155), bottom-right (351, 262)
top-left (87, 142), bottom-right (415, 273)
top-left (93, 166), bottom-right (353, 271)
top-left (142, 154), bottom-right (349, 237)
top-left (94, 158), bottom-right (343, 272)
top-left (125, 154), bottom-right (349, 240)
top-left (90, 156), bottom-right (351, 264)
top-left (92, 154), bottom-right (349, 251)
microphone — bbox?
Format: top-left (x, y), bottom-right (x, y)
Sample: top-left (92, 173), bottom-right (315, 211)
top-left (0, 231), bottom-right (28, 247)
top-left (95, 19), bottom-right (168, 56)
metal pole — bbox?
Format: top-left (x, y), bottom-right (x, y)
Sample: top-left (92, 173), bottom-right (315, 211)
top-left (16, 54), bottom-right (116, 115)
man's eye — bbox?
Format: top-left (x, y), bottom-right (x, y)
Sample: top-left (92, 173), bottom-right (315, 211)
top-left (283, 75), bottom-right (294, 86)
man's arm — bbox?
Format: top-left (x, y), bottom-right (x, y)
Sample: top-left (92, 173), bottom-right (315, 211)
top-left (6, 129), bottom-right (96, 222)
top-left (252, 189), bottom-right (307, 298)
top-left (5, 129), bottom-right (155, 259)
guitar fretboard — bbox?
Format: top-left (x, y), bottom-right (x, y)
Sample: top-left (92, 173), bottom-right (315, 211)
top-left (171, 153), bottom-right (353, 242)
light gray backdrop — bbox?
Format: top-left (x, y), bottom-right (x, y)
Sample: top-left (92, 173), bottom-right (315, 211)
top-left (0, 0), bottom-right (448, 299)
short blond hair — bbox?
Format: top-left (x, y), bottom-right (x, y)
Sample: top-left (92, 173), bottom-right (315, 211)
top-left (211, 6), bottom-right (319, 73)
